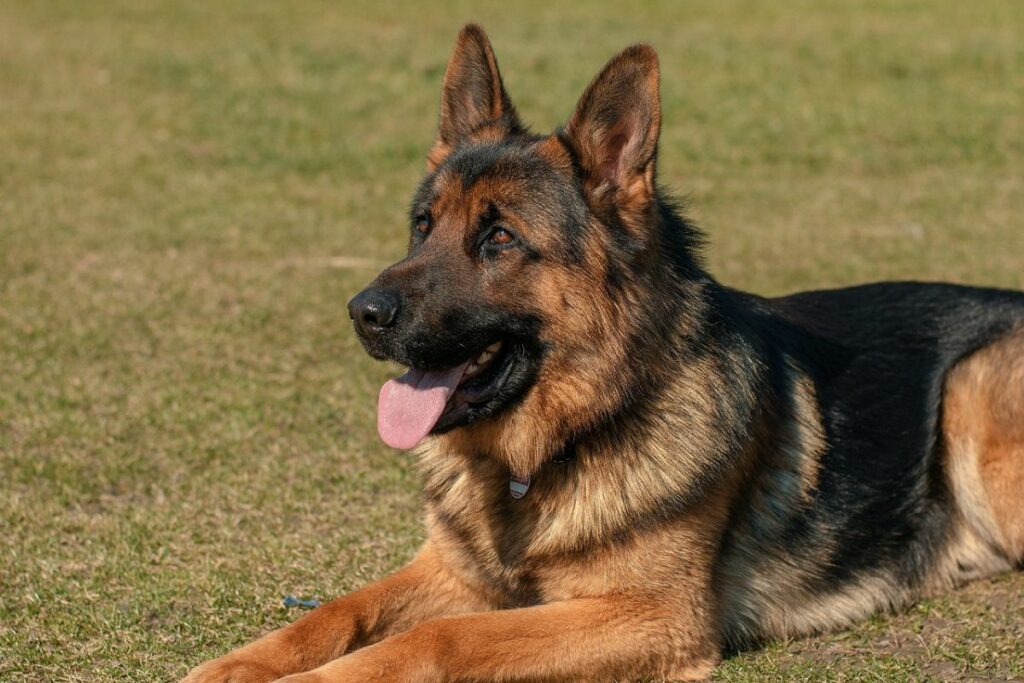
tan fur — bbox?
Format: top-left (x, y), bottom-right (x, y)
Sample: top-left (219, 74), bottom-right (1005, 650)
top-left (713, 364), bottom-right (908, 642)
top-left (417, 140), bottom-right (679, 477)
top-left (426, 25), bottom-right (520, 172)
top-left (181, 545), bottom-right (487, 682)
top-left (565, 44), bottom-right (660, 233)
top-left (182, 334), bottom-right (1024, 682)
top-left (181, 24), bottom-right (1024, 683)
top-left (185, 458), bottom-right (739, 683)
top-left (183, 316), bottom-right (756, 682)
top-left (534, 136), bottom-right (575, 173)
top-left (943, 330), bottom-right (1024, 562)
top-left (718, 343), bottom-right (1024, 646)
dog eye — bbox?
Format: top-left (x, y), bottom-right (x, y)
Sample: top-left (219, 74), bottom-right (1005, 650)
top-left (415, 215), bottom-right (431, 235)
top-left (489, 228), bottom-right (514, 246)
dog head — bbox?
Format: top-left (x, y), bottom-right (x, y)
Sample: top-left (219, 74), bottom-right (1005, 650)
top-left (350, 25), bottom-right (702, 473)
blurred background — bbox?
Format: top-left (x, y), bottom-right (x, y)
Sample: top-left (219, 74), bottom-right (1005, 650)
top-left (1, 1), bottom-right (1021, 680)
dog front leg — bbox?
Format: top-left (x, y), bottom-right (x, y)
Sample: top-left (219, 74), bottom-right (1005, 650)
top-left (180, 543), bottom-right (487, 683)
top-left (277, 595), bottom-right (720, 683)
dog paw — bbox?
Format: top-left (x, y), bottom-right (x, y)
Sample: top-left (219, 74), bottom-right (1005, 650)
top-left (180, 658), bottom-right (282, 683)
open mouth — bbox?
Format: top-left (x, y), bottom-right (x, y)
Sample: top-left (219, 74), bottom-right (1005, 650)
top-left (376, 340), bottom-right (519, 449)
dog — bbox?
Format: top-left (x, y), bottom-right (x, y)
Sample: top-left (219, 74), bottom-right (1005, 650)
top-left (183, 23), bottom-right (1024, 682)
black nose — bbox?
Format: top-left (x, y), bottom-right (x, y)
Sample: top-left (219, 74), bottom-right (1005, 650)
top-left (348, 288), bottom-right (401, 337)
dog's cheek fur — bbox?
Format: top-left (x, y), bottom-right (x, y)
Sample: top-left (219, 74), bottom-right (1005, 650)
top-left (435, 217), bottom-right (644, 474)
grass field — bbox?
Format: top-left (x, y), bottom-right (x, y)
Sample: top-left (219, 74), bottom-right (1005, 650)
top-left (1, 1), bottom-right (1022, 681)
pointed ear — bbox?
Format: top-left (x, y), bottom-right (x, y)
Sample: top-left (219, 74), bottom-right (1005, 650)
top-left (563, 45), bottom-right (661, 208)
top-left (427, 24), bottom-right (523, 170)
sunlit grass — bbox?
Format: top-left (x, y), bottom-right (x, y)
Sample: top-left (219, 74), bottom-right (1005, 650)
top-left (1, 1), bottom-right (1022, 680)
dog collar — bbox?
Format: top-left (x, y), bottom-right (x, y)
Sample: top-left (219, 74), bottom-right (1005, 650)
top-left (509, 473), bottom-right (531, 499)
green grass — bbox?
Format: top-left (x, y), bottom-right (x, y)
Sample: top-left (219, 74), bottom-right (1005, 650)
top-left (1, 1), bottom-right (1022, 681)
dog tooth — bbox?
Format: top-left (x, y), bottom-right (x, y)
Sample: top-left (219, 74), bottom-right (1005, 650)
top-left (487, 342), bottom-right (501, 353)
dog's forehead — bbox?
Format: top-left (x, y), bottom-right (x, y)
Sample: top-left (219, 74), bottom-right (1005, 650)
top-left (416, 141), bottom-right (570, 221)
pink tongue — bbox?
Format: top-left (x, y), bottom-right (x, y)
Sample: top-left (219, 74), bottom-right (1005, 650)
top-left (377, 361), bottom-right (470, 450)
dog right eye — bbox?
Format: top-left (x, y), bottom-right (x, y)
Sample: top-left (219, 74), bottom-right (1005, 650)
top-left (489, 228), bottom-right (513, 246)
top-left (415, 215), bottom-right (431, 235)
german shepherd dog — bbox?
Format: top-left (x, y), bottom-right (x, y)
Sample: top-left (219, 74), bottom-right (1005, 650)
top-left (184, 24), bottom-right (1024, 683)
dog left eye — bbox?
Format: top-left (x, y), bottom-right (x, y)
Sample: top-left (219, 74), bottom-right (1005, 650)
top-left (489, 228), bottom-right (514, 246)
top-left (415, 215), bottom-right (431, 235)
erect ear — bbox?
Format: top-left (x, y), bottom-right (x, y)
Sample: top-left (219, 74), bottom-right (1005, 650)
top-left (563, 44), bottom-right (661, 209)
top-left (427, 24), bottom-right (523, 170)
